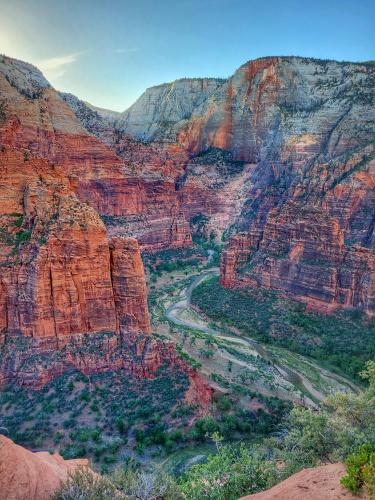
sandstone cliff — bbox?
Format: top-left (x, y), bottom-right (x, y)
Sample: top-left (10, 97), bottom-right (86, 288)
top-left (118, 78), bottom-right (226, 141)
top-left (116, 57), bottom-right (374, 162)
top-left (0, 434), bottom-right (92, 500)
top-left (113, 56), bottom-right (373, 316)
top-left (0, 56), bottom-right (214, 403)
top-left (0, 147), bottom-right (151, 339)
top-left (0, 55), bottom-right (193, 251)
top-left (2, 53), bottom-right (375, 319)
top-left (220, 143), bottom-right (375, 314)
top-left (0, 57), bottom-right (154, 370)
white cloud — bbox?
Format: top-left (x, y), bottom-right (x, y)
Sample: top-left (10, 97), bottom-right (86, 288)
top-left (115, 47), bottom-right (138, 54)
top-left (37, 52), bottom-right (81, 78)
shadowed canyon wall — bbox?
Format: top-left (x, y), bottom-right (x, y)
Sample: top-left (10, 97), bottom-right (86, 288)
top-left (106, 56), bottom-right (375, 315)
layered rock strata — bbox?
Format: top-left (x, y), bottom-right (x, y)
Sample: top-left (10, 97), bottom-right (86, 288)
top-left (2, 53), bottom-right (375, 321)
top-left (0, 55), bottom-right (193, 251)
top-left (220, 146), bottom-right (375, 314)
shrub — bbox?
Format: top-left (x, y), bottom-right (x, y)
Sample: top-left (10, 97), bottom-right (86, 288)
top-left (283, 360), bottom-right (375, 473)
top-left (52, 467), bottom-right (117, 500)
top-left (179, 439), bottom-right (277, 500)
top-left (109, 465), bottom-right (182, 500)
top-left (341, 444), bottom-right (375, 495)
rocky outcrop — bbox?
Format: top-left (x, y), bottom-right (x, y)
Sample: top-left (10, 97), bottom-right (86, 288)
top-left (240, 463), bottom-right (369, 499)
top-left (118, 78), bottom-right (226, 141)
top-left (221, 145), bottom-right (375, 315)
top-left (110, 237), bottom-right (151, 333)
top-left (0, 147), bottom-right (151, 339)
top-left (118, 57), bottom-right (374, 161)
top-left (0, 55), bottom-right (193, 252)
top-left (0, 434), bottom-right (92, 500)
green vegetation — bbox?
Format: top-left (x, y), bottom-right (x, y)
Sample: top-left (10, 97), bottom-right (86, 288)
top-left (53, 462), bottom-right (183, 500)
top-left (176, 343), bottom-right (202, 370)
top-left (50, 361), bottom-right (375, 499)
top-left (341, 444), bottom-right (375, 495)
top-left (192, 276), bottom-right (375, 380)
top-left (180, 361), bottom-right (375, 498)
top-left (179, 436), bottom-right (276, 500)
top-left (0, 366), bottom-right (193, 469)
top-left (0, 358), bottom-right (287, 471)
top-left (143, 247), bottom-right (206, 274)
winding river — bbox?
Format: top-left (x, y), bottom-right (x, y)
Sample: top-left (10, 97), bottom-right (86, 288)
top-left (165, 269), bottom-right (360, 404)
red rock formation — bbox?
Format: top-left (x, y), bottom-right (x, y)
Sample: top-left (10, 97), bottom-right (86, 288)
top-left (240, 463), bottom-right (369, 500)
top-left (221, 146), bottom-right (375, 315)
top-left (0, 55), bottom-right (193, 252)
top-left (0, 145), bottom-right (154, 340)
top-left (1, 53), bottom-right (374, 346)
top-left (110, 237), bottom-right (151, 333)
top-left (177, 57), bottom-right (279, 159)
top-left (105, 56), bottom-right (374, 316)
top-left (220, 234), bottom-right (252, 288)
top-left (0, 58), bottom-right (213, 409)
top-left (0, 434), bottom-right (93, 500)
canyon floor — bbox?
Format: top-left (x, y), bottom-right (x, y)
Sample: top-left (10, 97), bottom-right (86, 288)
top-left (149, 252), bottom-right (359, 409)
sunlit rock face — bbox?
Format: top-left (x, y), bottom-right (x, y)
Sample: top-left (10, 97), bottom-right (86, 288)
top-left (0, 54), bottom-right (194, 251)
top-left (0, 434), bottom-right (92, 500)
top-left (0, 146), bottom-right (152, 339)
top-left (0, 56), bottom-right (215, 403)
top-left (117, 78), bottom-right (226, 141)
top-left (118, 57), bottom-right (374, 163)
top-left (0, 56), bottom-right (153, 341)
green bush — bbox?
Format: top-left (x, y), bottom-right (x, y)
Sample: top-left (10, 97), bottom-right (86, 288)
top-left (52, 467), bottom-right (117, 500)
top-left (341, 444), bottom-right (375, 495)
top-left (179, 438), bottom-right (277, 500)
top-left (283, 360), bottom-right (375, 473)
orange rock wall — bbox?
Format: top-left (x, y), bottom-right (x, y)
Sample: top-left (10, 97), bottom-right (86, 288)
top-left (0, 148), bottom-right (150, 339)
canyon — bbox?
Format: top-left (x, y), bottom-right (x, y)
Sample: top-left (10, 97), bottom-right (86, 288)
top-left (0, 51), bottom-right (374, 500)
top-left (0, 53), bottom-right (374, 386)
top-left (63, 55), bottom-right (375, 315)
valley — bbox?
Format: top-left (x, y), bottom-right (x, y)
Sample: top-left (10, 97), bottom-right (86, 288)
top-left (148, 251), bottom-right (359, 408)
top-left (0, 51), bottom-right (374, 499)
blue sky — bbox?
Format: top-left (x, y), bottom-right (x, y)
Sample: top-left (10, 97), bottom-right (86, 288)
top-left (1, 0), bottom-right (374, 111)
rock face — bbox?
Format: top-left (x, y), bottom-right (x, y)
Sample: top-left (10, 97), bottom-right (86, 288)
top-left (0, 434), bottom-right (92, 500)
top-left (110, 237), bottom-right (151, 334)
top-left (118, 78), bottom-right (226, 141)
top-left (240, 463), bottom-right (369, 500)
top-left (1, 52), bottom-right (375, 344)
top-left (220, 144), bottom-right (375, 315)
top-left (120, 57), bottom-right (374, 162)
top-left (0, 56), bottom-right (215, 409)
top-left (0, 57), bottom-right (153, 369)
top-left (0, 55), bottom-right (193, 252)
top-left (113, 56), bottom-right (372, 316)
top-left (0, 147), bottom-right (150, 339)
top-left (101, 56), bottom-right (375, 316)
